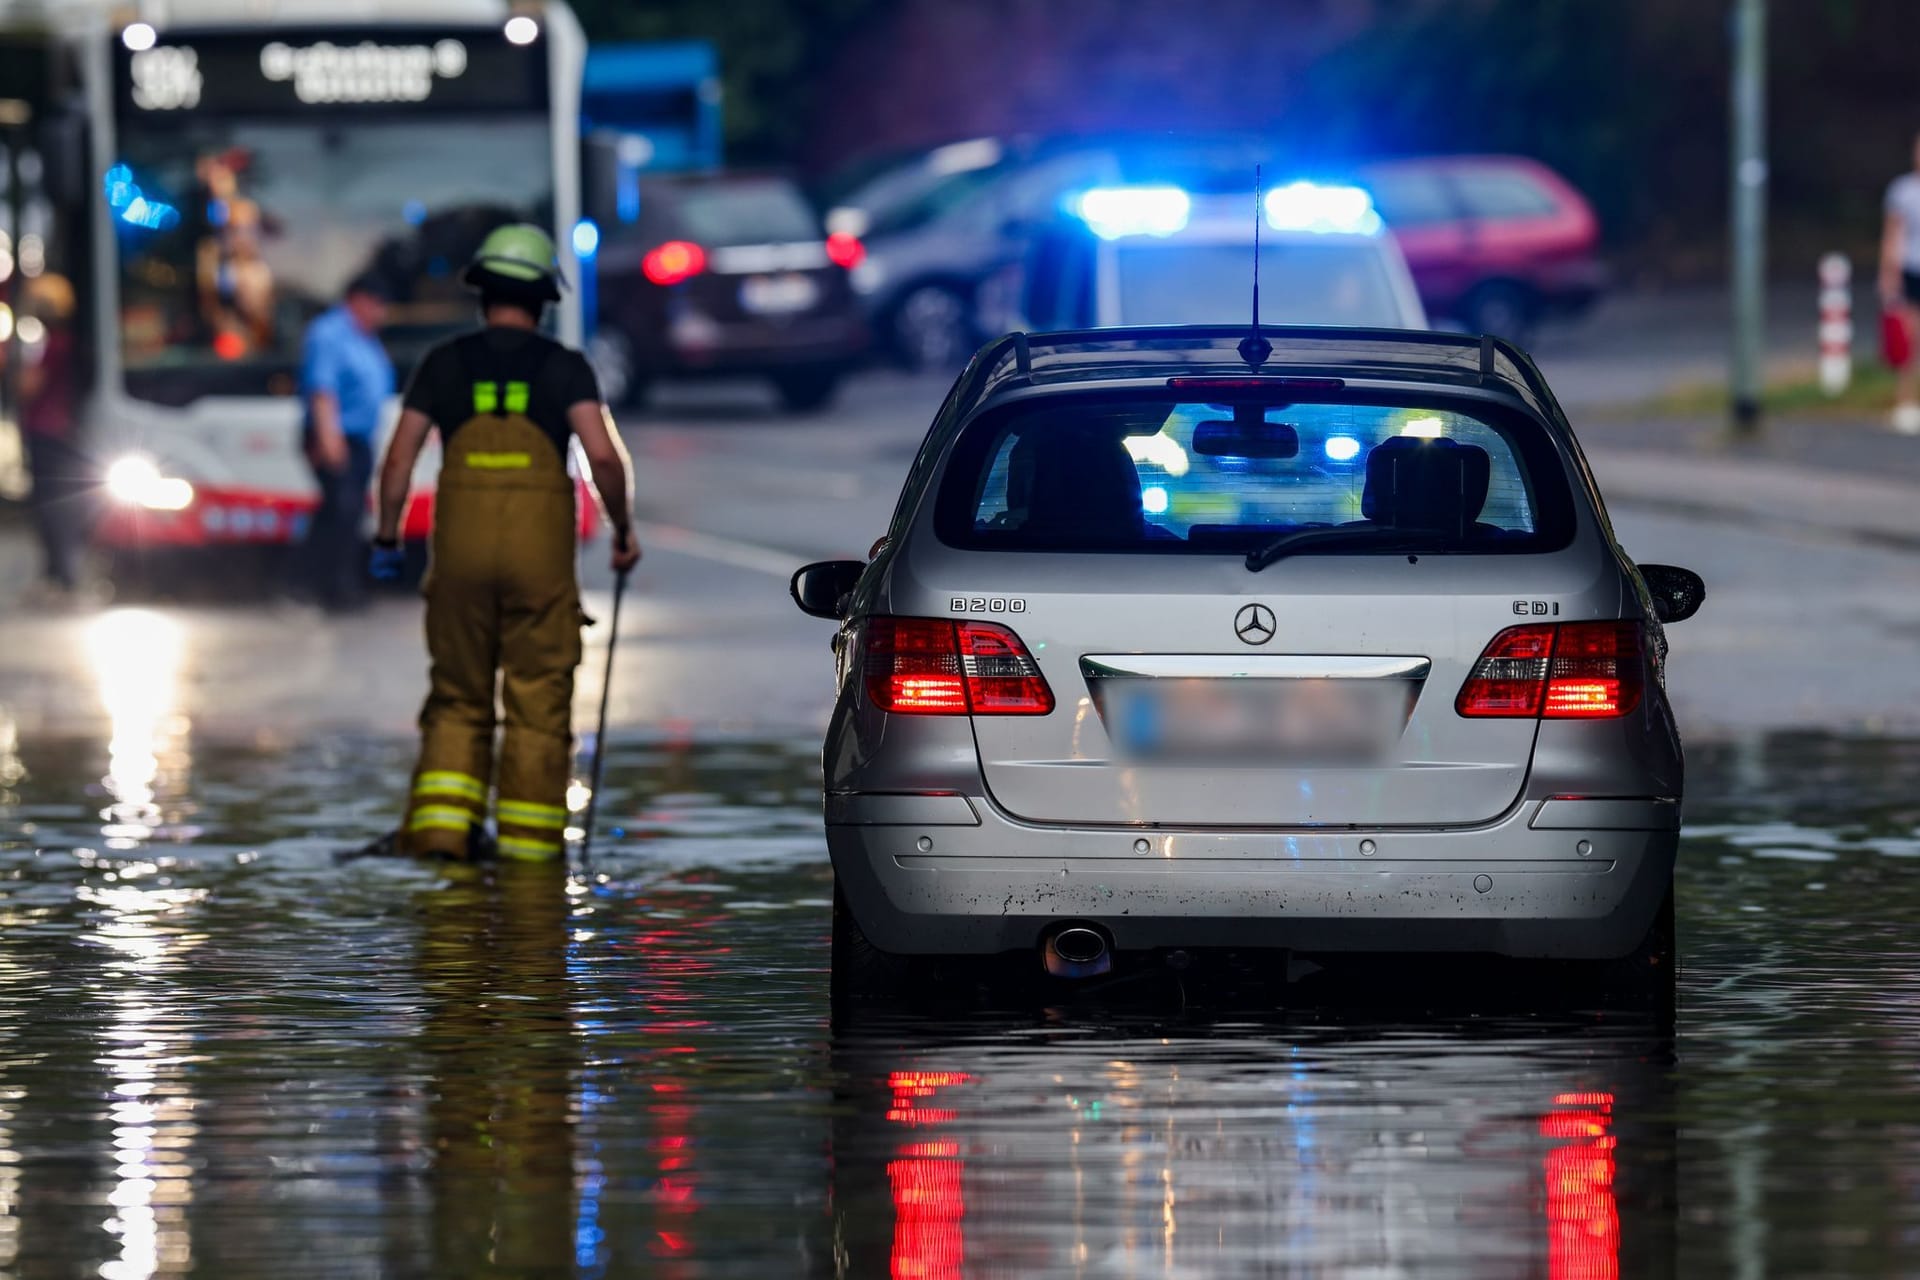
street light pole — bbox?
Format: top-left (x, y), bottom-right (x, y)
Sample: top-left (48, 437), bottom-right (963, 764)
top-left (1730, 0), bottom-right (1768, 435)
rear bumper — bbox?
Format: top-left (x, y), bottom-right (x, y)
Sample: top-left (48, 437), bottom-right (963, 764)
top-left (827, 795), bottom-right (1677, 961)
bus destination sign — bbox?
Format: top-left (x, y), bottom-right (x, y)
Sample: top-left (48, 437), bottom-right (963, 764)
top-left (116, 27), bottom-right (545, 116)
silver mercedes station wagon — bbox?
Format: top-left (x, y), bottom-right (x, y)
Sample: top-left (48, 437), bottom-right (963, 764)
top-left (792, 326), bottom-right (1703, 999)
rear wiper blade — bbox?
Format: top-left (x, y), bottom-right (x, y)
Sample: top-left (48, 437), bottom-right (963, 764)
top-left (1244, 526), bottom-right (1432, 572)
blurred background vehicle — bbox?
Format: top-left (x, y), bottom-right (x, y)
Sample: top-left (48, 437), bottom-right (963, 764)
top-left (825, 134), bottom-right (1285, 369)
top-left (28, 0), bottom-right (594, 573)
top-left (990, 179), bottom-right (1426, 334)
top-left (591, 171), bottom-right (866, 413)
top-left (1358, 155), bottom-right (1605, 341)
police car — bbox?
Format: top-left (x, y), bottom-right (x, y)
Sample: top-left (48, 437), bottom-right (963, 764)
top-left (792, 325), bottom-right (1703, 1004)
top-left (982, 179), bottom-right (1428, 334)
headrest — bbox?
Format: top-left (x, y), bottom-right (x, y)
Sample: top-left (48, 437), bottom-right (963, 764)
top-left (1009, 428), bottom-right (1144, 541)
top-left (1361, 437), bottom-right (1492, 531)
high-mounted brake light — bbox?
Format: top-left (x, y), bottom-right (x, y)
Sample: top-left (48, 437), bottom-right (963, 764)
top-left (862, 617), bottom-right (1054, 716)
top-left (1166, 376), bottom-right (1347, 394)
top-left (825, 230), bottom-right (866, 270)
top-left (1071, 185), bottom-right (1192, 240)
top-left (1456, 621), bottom-right (1645, 719)
top-left (642, 240), bottom-right (706, 286)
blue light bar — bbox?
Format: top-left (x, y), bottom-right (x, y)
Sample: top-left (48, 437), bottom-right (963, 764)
top-left (571, 218), bottom-right (601, 258)
top-left (1073, 185), bottom-right (1191, 240)
top-left (1264, 181), bottom-right (1382, 235)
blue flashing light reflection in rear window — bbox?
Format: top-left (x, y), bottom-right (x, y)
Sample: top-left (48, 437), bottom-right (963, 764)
top-left (1324, 435), bottom-right (1362, 461)
top-left (121, 195), bottom-right (179, 231)
top-left (1073, 186), bottom-right (1191, 240)
top-left (1264, 181), bottom-right (1382, 235)
top-left (1141, 485), bottom-right (1170, 515)
top-left (103, 163), bottom-right (178, 231)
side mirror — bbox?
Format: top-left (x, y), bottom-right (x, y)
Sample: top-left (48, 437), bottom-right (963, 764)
top-left (790, 559), bottom-right (865, 620)
top-left (1639, 563), bottom-right (1705, 624)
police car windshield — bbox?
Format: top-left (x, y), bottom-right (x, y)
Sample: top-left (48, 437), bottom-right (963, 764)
top-left (1110, 239), bottom-right (1406, 328)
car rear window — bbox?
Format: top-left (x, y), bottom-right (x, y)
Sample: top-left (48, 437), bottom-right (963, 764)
top-left (1452, 168), bottom-right (1561, 219)
top-left (935, 393), bottom-right (1576, 555)
top-left (667, 180), bottom-right (822, 244)
top-left (1110, 240), bottom-right (1410, 328)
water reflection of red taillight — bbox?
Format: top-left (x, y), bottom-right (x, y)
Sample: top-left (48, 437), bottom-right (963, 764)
top-left (1542, 1091), bottom-right (1619, 1280)
top-left (889, 1147), bottom-right (964, 1280)
top-left (887, 1073), bottom-right (971, 1279)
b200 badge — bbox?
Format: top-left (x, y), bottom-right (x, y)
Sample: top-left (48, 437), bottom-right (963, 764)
top-left (951, 596), bottom-right (1026, 614)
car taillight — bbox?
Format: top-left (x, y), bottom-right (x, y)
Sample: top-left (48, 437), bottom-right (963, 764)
top-left (1457, 621), bottom-right (1644, 719)
top-left (862, 617), bottom-right (1054, 716)
top-left (825, 230), bottom-right (866, 270)
top-left (642, 240), bottom-right (706, 286)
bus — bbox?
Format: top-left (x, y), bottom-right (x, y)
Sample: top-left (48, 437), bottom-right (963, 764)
top-left (42, 0), bottom-right (588, 559)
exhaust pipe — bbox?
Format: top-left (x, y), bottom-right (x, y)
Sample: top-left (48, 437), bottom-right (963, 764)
top-left (1042, 924), bottom-right (1112, 979)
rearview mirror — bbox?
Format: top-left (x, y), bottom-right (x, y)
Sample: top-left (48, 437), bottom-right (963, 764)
top-left (1192, 419), bottom-right (1300, 459)
top-left (790, 559), bottom-right (865, 620)
top-left (1638, 563), bottom-right (1705, 624)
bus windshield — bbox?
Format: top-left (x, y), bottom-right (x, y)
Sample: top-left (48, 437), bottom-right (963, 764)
top-left (114, 116), bottom-right (552, 404)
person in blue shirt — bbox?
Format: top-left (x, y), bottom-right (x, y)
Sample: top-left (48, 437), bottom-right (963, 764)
top-left (298, 273), bottom-right (395, 609)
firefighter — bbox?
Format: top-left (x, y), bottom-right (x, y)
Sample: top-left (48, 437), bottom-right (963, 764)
top-left (369, 224), bottom-right (641, 860)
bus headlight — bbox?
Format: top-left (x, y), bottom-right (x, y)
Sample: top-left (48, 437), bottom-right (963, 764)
top-left (106, 456), bottom-right (195, 511)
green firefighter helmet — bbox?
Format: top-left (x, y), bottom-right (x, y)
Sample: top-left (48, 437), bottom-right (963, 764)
top-left (463, 223), bottom-right (566, 301)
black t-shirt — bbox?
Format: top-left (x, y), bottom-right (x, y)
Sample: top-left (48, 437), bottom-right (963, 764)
top-left (402, 327), bottom-right (600, 459)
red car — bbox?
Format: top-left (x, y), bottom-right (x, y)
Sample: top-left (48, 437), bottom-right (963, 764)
top-left (1357, 156), bottom-right (1606, 340)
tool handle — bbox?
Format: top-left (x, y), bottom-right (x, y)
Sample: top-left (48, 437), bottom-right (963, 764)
top-left (578, 568), bottom-right (629, 868)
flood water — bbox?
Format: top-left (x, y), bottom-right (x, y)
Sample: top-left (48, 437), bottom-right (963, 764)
top-left (2, 723), bottom-right (1920, 1278)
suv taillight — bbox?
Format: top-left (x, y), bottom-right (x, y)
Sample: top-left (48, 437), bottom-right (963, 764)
top-left (861, 617), bottom-right (1054, 716)
top-left (1456, 621), bottom-right (1645, 719)
top-left (642, 240), bottom-right (706, 286)
top-left (825, 230), bottom-right (866, 270)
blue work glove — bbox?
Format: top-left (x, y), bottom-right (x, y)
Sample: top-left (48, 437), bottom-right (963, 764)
top-left (368, 538), bottom-right (405, 583)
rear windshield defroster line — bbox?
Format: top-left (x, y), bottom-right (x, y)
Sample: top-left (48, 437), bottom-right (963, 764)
top-left (931, 388), bottom-right (1578, 558)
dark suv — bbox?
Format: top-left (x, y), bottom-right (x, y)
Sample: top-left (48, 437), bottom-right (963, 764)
top-left (1357, 156), bottom-right (1606, 340)
top-left (591, 173), bottom-right (868, 413)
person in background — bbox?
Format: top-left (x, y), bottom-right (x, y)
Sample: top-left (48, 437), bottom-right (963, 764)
top-left (1879, 131), bottom-right (1920, 434)
top-left (17, 273), bottom-right (89, 605)
top-left (299, 273), bottom-right (394, 609)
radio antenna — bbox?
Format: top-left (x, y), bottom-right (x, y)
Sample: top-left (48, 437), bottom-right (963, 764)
top-left (1238, 163), bottom-right (1272, 368)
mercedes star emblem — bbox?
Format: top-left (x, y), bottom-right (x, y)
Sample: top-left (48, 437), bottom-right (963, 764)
top-left (1234, 603), bottom-right (1277, 646)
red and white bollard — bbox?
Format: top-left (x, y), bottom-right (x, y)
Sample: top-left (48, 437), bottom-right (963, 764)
top-left (1818, 252), bottom-right (1853, 397)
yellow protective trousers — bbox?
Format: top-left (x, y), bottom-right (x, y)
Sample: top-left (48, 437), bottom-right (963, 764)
top-left (401, 407), bottom-right (581, 860)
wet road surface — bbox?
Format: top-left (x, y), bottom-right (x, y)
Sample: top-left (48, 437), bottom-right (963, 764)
top-left (2, 728), bottom-right (1919, 1277)
top-left (4, 367), bottom-right (1920, 1275)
